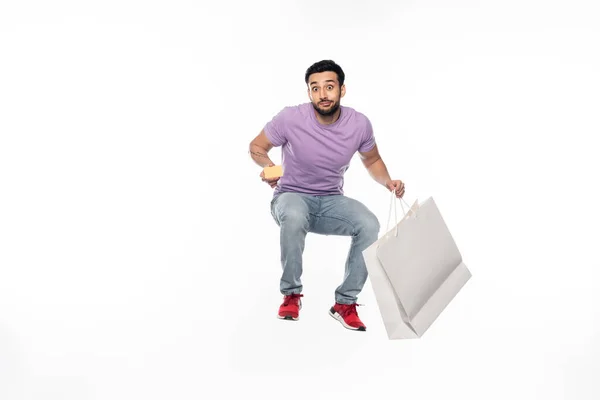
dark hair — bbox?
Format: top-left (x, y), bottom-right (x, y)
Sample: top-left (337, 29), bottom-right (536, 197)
top-left (305, 60), bottom-right (345, 86)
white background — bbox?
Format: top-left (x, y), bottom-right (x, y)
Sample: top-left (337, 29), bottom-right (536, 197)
top-left (1, 0), bottom-right (599, 399)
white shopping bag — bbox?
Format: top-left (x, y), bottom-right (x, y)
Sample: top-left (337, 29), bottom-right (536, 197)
top-left (363, 193), bottom-right (471, 339)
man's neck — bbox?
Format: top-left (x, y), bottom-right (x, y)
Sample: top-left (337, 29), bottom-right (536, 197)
top-left (314, 108), bottom-right (341, 125)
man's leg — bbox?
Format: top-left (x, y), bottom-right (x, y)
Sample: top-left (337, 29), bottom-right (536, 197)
top-left (312, 194), bottom-right (380, 303)
top-left (270, 193), bottom-right (317, 318)
top-left (311, 194), bottom-right (380, 330)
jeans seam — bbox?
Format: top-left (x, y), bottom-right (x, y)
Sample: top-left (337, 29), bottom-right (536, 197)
top-left (316, 214), bottom-right (357, 236)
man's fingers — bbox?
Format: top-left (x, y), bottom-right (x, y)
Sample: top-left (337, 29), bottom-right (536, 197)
top-left (265, 177), bottom-right (279, 187)
top-left (395, 184), bottom-right (405, 196)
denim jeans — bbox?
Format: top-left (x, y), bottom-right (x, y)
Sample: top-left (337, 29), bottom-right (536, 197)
top-left (270, 192), bottom-right (380, 304)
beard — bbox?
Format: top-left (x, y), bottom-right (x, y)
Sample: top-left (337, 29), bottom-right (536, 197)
top-left (312, 100), bottom-right (340, 116)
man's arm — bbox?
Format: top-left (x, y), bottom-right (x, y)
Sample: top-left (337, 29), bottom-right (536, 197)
top-left (249, 130), bottom-right (276, 167)
top-left (359, 144), bottom-right (392, 187)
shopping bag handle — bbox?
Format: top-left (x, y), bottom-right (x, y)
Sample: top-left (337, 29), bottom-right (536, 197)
top-left (385, 189), bottom-right (413, 236)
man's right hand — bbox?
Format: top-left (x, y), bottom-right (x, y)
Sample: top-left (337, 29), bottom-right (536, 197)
top-left (260, 164), bottom-right (280, 188)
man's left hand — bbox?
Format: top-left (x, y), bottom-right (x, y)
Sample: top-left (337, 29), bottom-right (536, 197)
top-left (385, 179), bottom-right (405, 198)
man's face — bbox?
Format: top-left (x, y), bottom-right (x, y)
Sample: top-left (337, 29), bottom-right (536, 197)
top-left (307, 71), bottom-right (346, 117)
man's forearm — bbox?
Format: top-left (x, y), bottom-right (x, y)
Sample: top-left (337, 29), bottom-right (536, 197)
top-left (248, 144), bottom-right (275, 168)
top-left (366, 157), bottom-right (392, 187)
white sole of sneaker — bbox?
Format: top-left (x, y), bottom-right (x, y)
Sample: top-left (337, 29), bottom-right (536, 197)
top-left (277, 314), bottom-right (299, 321)
top-left (329, 308), bottom-right (366, 331)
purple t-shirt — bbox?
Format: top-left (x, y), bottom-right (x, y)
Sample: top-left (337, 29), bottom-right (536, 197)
top-left (263, 102), bottom-right (376, 196)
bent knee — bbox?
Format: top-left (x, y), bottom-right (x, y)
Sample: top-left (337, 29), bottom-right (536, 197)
top-left (357, 213), bottom-right (380, 237)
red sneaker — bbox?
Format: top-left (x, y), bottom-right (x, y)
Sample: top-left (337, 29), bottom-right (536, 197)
top-left (278, 293), bottom-right (303, 320)
top-left (329, 303), bottom-right (366, 331)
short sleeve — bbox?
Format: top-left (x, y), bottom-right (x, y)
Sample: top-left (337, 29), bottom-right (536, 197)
top-left (358, 117), bottom-right (376, 152)
top-left (263, 107), bottom-right (289, 147)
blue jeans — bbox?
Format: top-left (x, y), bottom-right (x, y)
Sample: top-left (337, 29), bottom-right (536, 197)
top-left (270, 192), bottom-right (380, 304)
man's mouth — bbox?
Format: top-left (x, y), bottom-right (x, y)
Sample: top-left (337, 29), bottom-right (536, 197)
top-left (320, 101), bottom-right (332, 107)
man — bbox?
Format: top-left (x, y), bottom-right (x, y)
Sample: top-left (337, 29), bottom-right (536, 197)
top-left (248, 60), bottom-right (405, 332)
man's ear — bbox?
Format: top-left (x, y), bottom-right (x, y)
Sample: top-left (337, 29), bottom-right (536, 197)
top-left (341, 84), bottom-right (346, 98)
